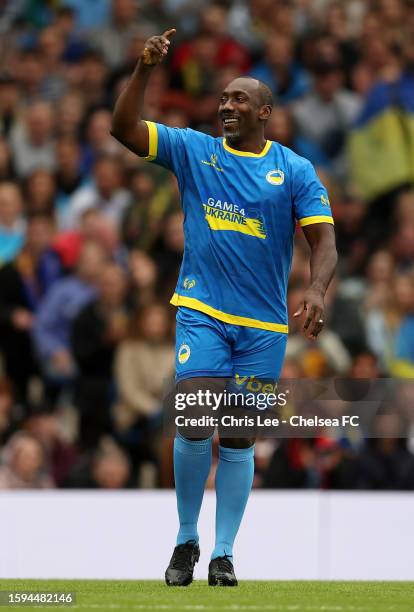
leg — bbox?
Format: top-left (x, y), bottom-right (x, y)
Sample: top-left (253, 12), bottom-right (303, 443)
top-left (209, 328), bottom-right (287, 585)
top-left (173, 307), bottom-right (231, 545)
top-left (167, 306), bottom-right (232, 585)
top-left (174, 376), bottom-right (226, 545)
top-left (211, 435), bottom-right (255, 562)
top-left (166, 376), bottom-right (227, 586)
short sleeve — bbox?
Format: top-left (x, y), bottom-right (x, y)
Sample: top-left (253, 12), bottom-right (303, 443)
top-left (292, 159), bottom-right (334, 227)
top-left (143, 121), bottom-right (188, 185)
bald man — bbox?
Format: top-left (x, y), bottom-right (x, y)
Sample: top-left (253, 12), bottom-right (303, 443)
top-left (112, 29), bottom-right (337, 587)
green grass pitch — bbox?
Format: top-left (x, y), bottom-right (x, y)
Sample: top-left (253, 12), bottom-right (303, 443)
top-left (0, 580), bottom-right (413, 611)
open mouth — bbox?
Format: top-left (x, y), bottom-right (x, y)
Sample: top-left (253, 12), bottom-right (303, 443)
top-left (222, 117), bottom-right (239, 126)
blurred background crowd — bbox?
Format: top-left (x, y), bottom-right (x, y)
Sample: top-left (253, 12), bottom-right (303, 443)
top-left (0, 0), bottom-right (414, 491)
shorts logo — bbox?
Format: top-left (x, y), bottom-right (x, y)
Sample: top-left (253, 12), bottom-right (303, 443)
top-left (183, 277), bottom-right (196, 290)
top-left (266, 169), bottom-right (285, 186)
top-left (178, 343), bottom-right (191, 364)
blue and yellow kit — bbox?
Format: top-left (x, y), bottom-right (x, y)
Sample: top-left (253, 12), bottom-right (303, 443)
top-left (144, 121), bottom-right (334, 380)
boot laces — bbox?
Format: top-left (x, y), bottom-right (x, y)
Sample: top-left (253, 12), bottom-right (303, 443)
top-left (171, 541), bottom-right (197, 571)
top-left (217, 554), bottom-right (234, 573)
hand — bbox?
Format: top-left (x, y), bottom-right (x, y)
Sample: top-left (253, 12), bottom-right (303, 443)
top-left (11, 308), bottom-right (34, 330)
top-left (293, 287), bottom-right (325, 340)
top-left (141, 29), bottom-right (176, 66)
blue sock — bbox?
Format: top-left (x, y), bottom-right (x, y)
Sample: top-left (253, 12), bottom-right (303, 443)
top-left (212, 444), bottom-right (255, 559)
top-left (174, 434), bottom-right (212, 545)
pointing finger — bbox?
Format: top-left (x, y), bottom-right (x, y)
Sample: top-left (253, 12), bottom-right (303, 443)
top-left (163, 28), bottom-right (176, 40)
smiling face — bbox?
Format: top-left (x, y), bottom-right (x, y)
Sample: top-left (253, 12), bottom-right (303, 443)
top-left (218, 77), bottom-right (272, 143)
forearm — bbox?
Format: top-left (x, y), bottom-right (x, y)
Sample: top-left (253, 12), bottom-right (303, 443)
top-left (111, 60), bottom-right (152, 139)
top-left (308, 235), bottom-right (338, 296)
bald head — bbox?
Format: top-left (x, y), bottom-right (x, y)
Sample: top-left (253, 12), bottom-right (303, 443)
top-left (219, 76), bottom-right (274, 143)
top-left (226, 77), bottom-right (273, 110)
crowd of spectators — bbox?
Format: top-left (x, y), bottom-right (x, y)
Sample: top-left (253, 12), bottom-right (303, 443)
top-left (1, 0), bottom-right (414, 490)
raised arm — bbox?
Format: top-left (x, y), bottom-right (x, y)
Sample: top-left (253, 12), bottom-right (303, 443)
top-left (110, 28), bottom-right (176, 156)
top-left (293, 223), bottom-right (338, 339)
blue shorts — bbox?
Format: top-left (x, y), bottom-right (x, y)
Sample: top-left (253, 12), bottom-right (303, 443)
top-left (175, 306), bottom-right (287, 383)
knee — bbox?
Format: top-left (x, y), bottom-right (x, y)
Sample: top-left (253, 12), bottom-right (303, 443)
top-left (219, 437), bottom-right (255, 449)
top-left (177, 435), bottom-right (213, 442)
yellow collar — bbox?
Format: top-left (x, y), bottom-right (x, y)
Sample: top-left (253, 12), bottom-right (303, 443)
top-left (222, 138), bottom-right (272, 158)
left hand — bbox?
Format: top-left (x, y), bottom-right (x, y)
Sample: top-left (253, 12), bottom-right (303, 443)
top-left (293, 287), bottom-right (325, 340)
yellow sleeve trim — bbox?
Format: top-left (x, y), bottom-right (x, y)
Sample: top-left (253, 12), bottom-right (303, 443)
top-left (170, 293), bottom-right (288, 333)
top-left (299, 216), bottom-right (334, 227)
top-left (143, 120), bottom-right (158, 161)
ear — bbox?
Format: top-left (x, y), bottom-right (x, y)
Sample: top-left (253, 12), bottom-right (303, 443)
top-left (259, 105), bottom-right (272, 122)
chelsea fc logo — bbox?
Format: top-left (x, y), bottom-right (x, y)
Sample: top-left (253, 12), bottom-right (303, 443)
top-left (178, 344), bottom-right (191, 364)
top-left (266, 169), bottom-right (285, 185)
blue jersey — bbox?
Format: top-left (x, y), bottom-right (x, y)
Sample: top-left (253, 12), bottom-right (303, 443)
top-left (144, 121), bottom-right (334, 333)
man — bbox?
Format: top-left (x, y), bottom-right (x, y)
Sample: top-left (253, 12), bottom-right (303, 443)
top-left (111, 29), bottom-right (337, 587)
top-left (68, 155), bottom-right (130, 229)
top-left (10, 101), bottom-right (56, 179)
top-left (33, 241), bottom-right (107, 386)
top-left (71, 263), bottom-right (128, 448)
